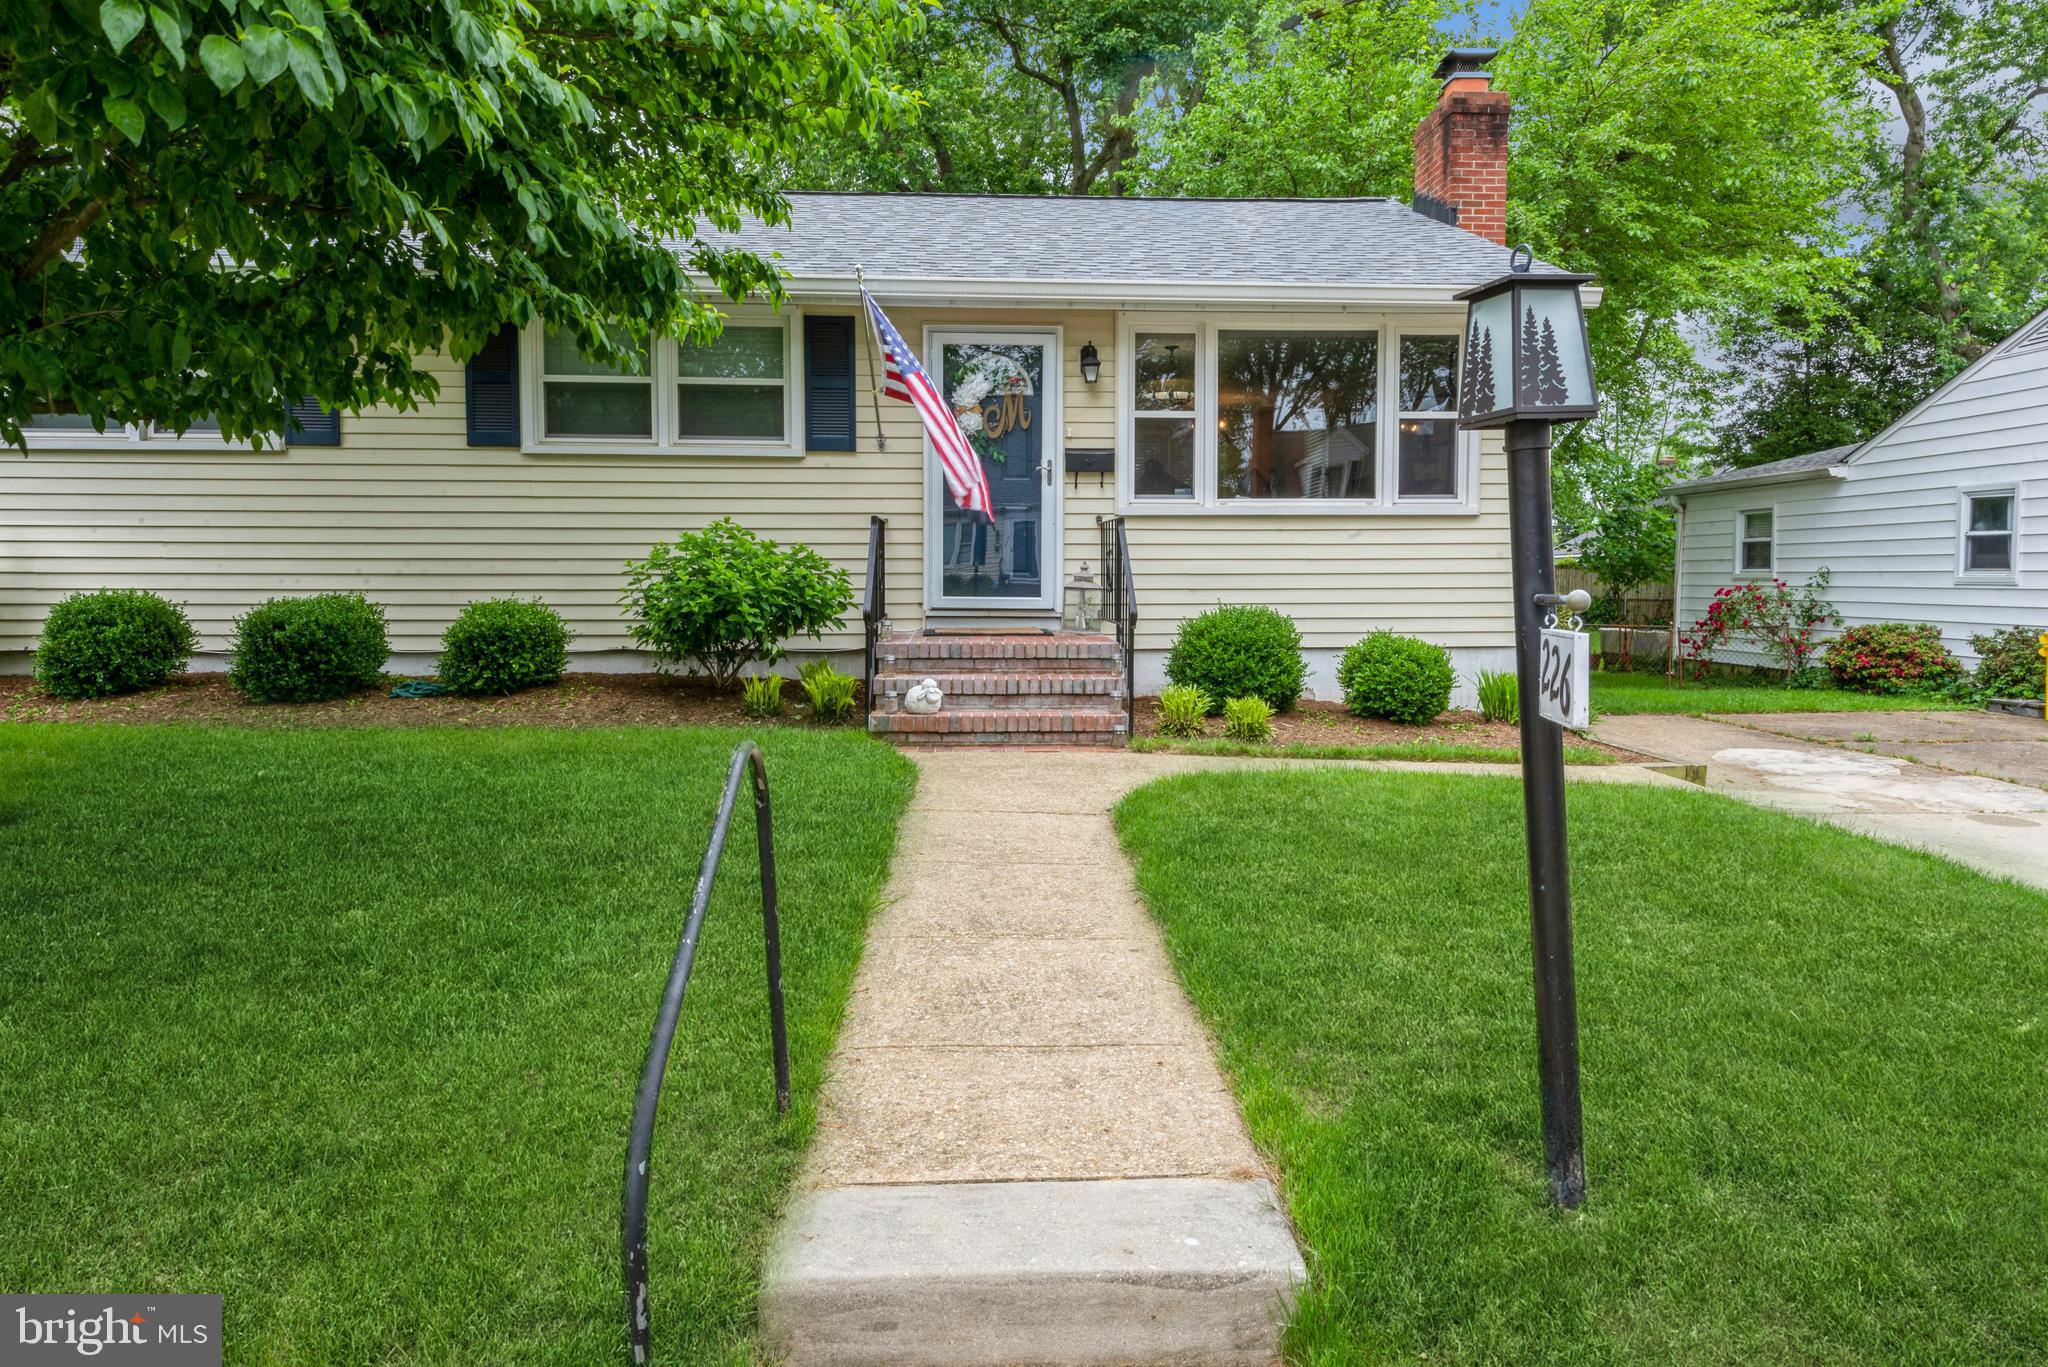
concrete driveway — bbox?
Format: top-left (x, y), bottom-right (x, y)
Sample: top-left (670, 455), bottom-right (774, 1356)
top-left (1591, 712), bottom-right (2048, 891)
top-left (1723, 708), bottom-right (2048, 789)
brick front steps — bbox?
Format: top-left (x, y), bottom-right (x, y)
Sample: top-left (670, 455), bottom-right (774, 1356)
top-left (868, 631), bottom-right (1129, 748)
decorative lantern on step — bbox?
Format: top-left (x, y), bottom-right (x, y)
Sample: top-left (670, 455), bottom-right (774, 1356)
top-left (1063, 561), bottom-right (1104, 632)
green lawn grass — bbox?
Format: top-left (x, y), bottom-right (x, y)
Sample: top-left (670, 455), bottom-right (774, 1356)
top-left (1591, 670), bottom-right (1974, 715)
top-left (1128, 736), bottom-right (1615, 765)
top-left (0, 724), bottom-right (915, 1365)
top-left (1115, 769), bottom-right (2048, 1364)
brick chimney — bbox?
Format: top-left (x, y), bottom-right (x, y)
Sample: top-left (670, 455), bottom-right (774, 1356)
top-left (1413, 48), bottom-right (1509, 245)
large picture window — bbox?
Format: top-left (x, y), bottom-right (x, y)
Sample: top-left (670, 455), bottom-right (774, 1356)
top-left (1216, 330), bottom-right (1378, 501)
top-left (525, 314), bottom-right (798, 453)
top-left (1117, 315), bottom-right (1474, 513)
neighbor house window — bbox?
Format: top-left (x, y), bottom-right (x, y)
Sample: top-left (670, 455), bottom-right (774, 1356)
top-left (527, 315), bottom-right (798, 452)
top-left (1216, 330), bottom-right (1379, 500)
top-left (1739, 509), bottom-right (1773, 572)
top-left (1131, 332), bottom-right (1197, 498)
top-left (1117, 316), bottom-right (1474, 513)
top-left (1396, 334), bottom-right (1459, 498)
top-left (1961, 490), bottom-right (2015, 576)
top-left (541, 328), bottom-right (653, 440)
top-left (677, 326), bottom-right (787, 441)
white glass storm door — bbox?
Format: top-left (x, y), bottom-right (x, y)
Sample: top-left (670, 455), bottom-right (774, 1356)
top-left (923, 329), bottom-right (1063, 612)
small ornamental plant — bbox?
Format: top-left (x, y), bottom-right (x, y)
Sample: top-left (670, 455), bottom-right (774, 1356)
top-left (1474, 668), bottom-right (1519, 724)
top-left (800, 664), bottom-right (859, 723)
top-left (230, 593), bottom-right (389, 703)
top-left (439, 598), bottom-right (570, 695)
top-left (1338, 631), bottom-right (1453, 724)
top-left (622, 519), bottom-right (852, 689)
top-left (1823, 623), bottom-right (1964, 693)
top-left (1678, 569), bottom-right (1834, 674)
top-left (1156, 684), bottom-right (1210, 737)
top-left (33, 589), bottom-right (197, 700)
top-left (1969, 625), bottom-right (2047, 701)
top-left (1222, 695), bottom-right (1275, 743)
top-left (1164, 605), bottom-right (1307, 713)
top-left (741, 673), bottom-right (786, 718)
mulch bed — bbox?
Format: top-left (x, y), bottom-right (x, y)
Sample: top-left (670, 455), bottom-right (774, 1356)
top-left (0, 672), bottom-right (858, 731)
top-left (1132, 696), bottom-right (1647, 760)
top-left (2, 676), bottom-right (1647, 761)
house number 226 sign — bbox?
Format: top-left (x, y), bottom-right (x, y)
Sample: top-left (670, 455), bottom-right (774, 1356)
top-left (1537, 628), bottom-right (1590, 731)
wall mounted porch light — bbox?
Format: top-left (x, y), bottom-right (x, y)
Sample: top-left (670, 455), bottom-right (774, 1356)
top-left (1079, 342), bottom-right (1101, 385)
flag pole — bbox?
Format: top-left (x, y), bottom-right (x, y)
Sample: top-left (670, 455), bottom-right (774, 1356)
top-left (854, 264), bottom-right (887, 453)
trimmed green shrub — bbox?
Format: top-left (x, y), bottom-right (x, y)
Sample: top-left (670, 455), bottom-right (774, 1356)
top-left (622, 519), bottom-right (852, 689)
top-left (1164, 605), bottom-right (1306, 713)
top-left (1339, 631), bottom-right (1454, 724)
top-left (1823, 622), bottom-right (1963, 693)
top-left (1970, 625), bottom-right (2046, 700)
top-left (741, 673), bottom-right (785, 718)
top-left (33, 589), bottom-right (197, 700)
top-left (801, 665), bottom-right (858, 723)
top-left (1222, 695), bottom-right (1275, 743)
top-left (1474, 668), bottom-right (1519, 724)
top-left (230, 593), bottom-right (389, 703)
top-left (1157, 684), bottom-right (1210, 738)
top-left (438, 598), bottom-right (570, 696)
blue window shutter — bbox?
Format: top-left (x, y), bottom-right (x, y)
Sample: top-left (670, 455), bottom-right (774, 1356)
top-left (284, 396), bottom-right (341, 446)
top-left (466, 324), bottom-right (521, 446)
top-left (804, 314), bottom-right (856, 452)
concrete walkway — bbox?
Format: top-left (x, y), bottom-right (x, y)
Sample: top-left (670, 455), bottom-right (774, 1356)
top-left (1592, 713), bottom-right (2048, 891)
top-left (761, 749), bottom-right (1308, 1366)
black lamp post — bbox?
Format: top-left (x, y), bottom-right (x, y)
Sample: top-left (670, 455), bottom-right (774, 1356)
top-left (1454, 248), bottom-right (1599, 1210)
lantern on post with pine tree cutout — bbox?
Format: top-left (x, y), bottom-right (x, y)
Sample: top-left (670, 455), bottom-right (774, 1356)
top-left (1454, 248), bottom-right (1598, 428)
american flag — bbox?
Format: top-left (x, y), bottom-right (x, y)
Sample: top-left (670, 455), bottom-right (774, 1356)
top-left (862, 289), bottom-right (994, 520)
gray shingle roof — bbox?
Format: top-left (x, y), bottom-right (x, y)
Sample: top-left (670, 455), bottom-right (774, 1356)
top-left (1666, 443), bottom-right (1859, 495)
top-left (705, 193), bottom-right (1566, 291)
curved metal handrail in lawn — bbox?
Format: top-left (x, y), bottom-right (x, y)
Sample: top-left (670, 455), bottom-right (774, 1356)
top-left (621, 740), bottom-right (790, 1366)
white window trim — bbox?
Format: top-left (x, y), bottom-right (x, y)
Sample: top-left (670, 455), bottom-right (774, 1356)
top-left (519, 307), bottom-right (803, 456)
top-left (1956, 486), bottom-right (2018, 584)
top-left (1736, 505), bottom-right (1775, 577)
top-left (15, 418), bottom-right (256, 452)
top-left (1114, 310), bottom-right (1478, 516)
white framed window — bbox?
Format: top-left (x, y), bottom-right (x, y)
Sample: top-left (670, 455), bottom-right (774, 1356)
top-left (1395, 333), bottom-right (1461, 500)
top-left (1130, 331), bottom-right (1199, 499)
top-left (1958, 488), bottom-right (2016, 580)
top-left (15, 407), bottom-right (246, 451)
top-left (522, 310), bottom-right (800, 454)
top-left (1737, 508), bottom-right (1774, 574)
top-left (1115, 312), bottom-right (1477, 514)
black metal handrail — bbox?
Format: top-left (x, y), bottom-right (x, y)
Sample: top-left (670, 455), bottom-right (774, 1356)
top-left (1097, 515), bottom-right (1138, 736)
top-left (622, 741), bottom-right (789, 1366)
top-left (861, 514), bottom-right (887, 722)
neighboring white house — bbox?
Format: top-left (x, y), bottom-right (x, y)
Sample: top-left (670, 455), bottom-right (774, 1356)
top-left (2, 51), bottom-right (1574, 708)
top-left (1667, 303), bottom-right (2048, 666)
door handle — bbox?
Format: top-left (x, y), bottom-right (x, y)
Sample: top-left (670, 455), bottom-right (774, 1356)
top-left (1041, 455), bottom-right (1054, 486)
